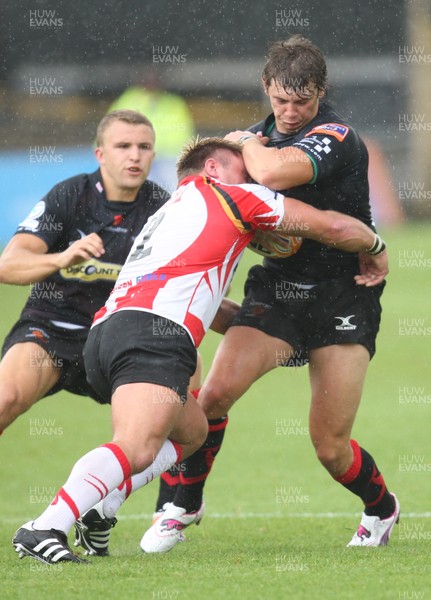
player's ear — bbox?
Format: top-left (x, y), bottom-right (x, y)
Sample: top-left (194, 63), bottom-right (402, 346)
top-left (204, 157), bottom-right (218, 177)
top-left (94, 146), bottom-right (104, 163)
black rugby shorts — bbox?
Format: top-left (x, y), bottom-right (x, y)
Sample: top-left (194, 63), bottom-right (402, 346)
top-left (232, 265), bottom-right (385, 365)
top-left (83, 310), bottom-right (197, 404)
top-left (1, 318), bottom-right (105, 401)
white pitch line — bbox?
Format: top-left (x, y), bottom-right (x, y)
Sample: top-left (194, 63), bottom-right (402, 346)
top-left (118, 511), bottom-right (431, 520)
top-left (5, 511), bottom-right (431, 526)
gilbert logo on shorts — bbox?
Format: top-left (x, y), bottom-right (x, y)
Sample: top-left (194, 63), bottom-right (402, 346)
top-left (334, 315), bottom-right (357, 330)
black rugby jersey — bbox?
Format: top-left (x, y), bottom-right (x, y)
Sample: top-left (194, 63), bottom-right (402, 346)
top-left (16, 170), bottom-right (169, 327)
top-left (248, 102), bottom-right (374, 283)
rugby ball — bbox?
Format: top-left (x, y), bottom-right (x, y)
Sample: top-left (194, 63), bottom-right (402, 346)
top-left (248, 230), bottom-right (303, 259)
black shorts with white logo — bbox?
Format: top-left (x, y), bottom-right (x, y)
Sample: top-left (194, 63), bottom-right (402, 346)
top-left (1, 318), bottom-right (105, 401)
top-left (232, 265), bottom-right (385, 366)
top-left (83, 310), bottom-right (197, 405)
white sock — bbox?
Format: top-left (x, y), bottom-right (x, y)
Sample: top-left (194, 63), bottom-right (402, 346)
top-left (102, 439), bottom-right (181, 519)
top-left (33, 443), bottom-right (131, 534)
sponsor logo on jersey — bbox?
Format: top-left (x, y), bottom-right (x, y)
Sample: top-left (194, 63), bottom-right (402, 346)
top-left (293, 139), bottom-right (327, 162)
top-left (305, 123), bottom-right (349, 142)
top-left (304, 136), bottom-right (332, 154)
top-left (244, 300), bottom-right (272, 317)
top-left (112, 215), bottom-right (124, 226)
top-left (26, 327), bottom-right (49, 342)
top-left (334, 315), bottom-right (357, 330)
top-left (103, 226), bottom-right (129, 234)
top-left (136, 273), bottom-right (167, 283)
top-left (60, 258), bottom-right (121, 282)
top-left (116, 279), bottom-right (133, 290)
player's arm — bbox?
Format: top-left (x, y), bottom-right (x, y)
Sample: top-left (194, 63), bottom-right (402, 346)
top-left (225, 131), bottom-right (313, 189)
top-left (280, 197), bottom-right (388, 286)
top-left (209, 298), bottom-right (241, 334)
top-left (0, 232), bottom-right (105, 285)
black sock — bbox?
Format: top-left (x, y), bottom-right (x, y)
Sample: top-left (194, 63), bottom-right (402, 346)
top-left (336, 440), bottom-right (395, 519)
top-left (155, 470), bottom-right (180, 512)
top-left (173, 416), bottom-right (229, 513)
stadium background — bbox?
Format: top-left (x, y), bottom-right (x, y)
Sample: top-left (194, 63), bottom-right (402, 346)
top-left (0, 0), bottom-right (430, 244)
top-left (1, 1), bottom-right (431, 598)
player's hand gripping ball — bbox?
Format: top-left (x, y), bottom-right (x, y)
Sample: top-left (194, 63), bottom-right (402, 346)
top-left (248, 230), bottom-right (303, 259)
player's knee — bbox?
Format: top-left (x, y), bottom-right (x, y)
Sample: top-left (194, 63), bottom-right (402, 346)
top-left (129, 440), bottom-right (166, 474)
top-left (199, 380), bottom-right (234, 418)
top-left (313, 439), bottom-right (350, 474)
top-left (315, 445), bottom-right (339, 470)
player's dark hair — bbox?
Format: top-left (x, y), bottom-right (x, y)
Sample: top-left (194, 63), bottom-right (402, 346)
top-left (96, 110), bottom-right (155, 146)
top-left (176, 136), bottom-right (242, 181)
top-left (262, 35), bottom-right (327, 96)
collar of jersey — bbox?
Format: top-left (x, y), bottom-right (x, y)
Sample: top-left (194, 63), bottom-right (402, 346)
top-left (261, 102), bottom-right (330, 139)
top-left (90, 168), bottom-right (150, 210)
top-left (178, 174), bottom-right (220, 187)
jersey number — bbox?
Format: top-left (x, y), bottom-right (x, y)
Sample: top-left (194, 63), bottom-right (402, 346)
top-left (129, 211), bottom-right (165, 262)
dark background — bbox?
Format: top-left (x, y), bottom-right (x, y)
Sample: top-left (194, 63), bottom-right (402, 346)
top-left (0, 0), bottom-right (429, 234)
top-left (0, 0), bottom-right (407, 132)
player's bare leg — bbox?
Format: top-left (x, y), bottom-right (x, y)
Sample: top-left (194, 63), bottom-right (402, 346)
top-left (74, 385), bottom-right (208, 557)
top-left (178, 325), bottom-right (293, 511)
top-left (308, 344), bottom-right (367, 477)
top-left (200, 326), bottom-right (293, 418)
top-left (308, 344), bottom-right (399, 546)
top-left (110, 383), bottom-right (206, 472)
top-left (141, 326), bottom-right (294, 553)
top-left (0, 343), bottom-right (61, 432)
top-left (14, 382), bottom-right (208, 562)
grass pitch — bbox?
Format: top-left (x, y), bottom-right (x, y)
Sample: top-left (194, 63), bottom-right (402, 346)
top-left (0, 222), bottom-right (431, 599)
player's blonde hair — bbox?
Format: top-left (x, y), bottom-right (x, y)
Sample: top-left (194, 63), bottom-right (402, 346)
top-left (176, 136), bottom-right (242, 181)
top-left (96, 110), bottom-right (155, 146)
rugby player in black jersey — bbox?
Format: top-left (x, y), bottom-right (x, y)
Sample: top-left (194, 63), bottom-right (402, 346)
top-left (0, 110), bottom-right (170, 422)
top-left (145, 35), bottom-right (398, 551)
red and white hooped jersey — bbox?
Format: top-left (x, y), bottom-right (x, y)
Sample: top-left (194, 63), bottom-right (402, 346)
top-left (92, 175), bottom-right (285, 346)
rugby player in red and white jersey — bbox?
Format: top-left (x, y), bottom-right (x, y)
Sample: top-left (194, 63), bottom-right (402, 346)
top-left (12, 137), bottom-right (387, 564)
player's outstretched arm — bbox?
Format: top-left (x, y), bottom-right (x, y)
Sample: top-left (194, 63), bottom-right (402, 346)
top-left (280, 197), bottom-right (379, 252)
top-left (0, 233), bottom-right (105, 285)
top-left (279, 197), bottom-right (388, 286)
